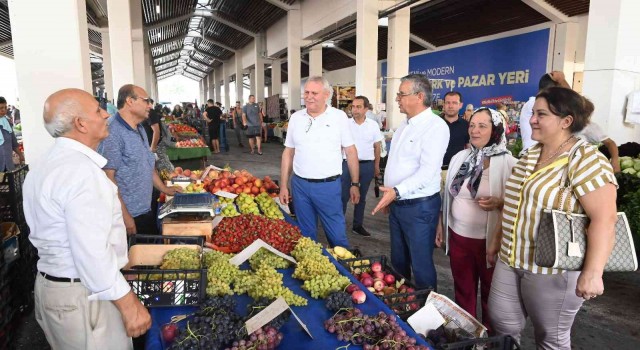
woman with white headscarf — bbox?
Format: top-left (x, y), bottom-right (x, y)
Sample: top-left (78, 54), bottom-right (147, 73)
top-left (435, 107), bottom-right (516, 331)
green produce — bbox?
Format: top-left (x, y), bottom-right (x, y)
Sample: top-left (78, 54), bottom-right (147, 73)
top-left (235, 193), bottom-right (260, 215)
top-left (622, 168), bottom-right (637, 175)
top-left (160, 248), bottom-right (200, 270)
top-left (302, 274), bottom-right (351, 299)
top-left (292, 254), bottom-right (339, 280)
top-left (255, 192), bottom-right (284, 220)
top-left (634, 159), bottom-right (640, 172)
top-left (290, 237), bottom-right (323, 260)
top-left (249, 248), bottom-right (291, 270)
top-left (620, 157), bottom-right (634, 170)
top-left (233, 265), bottom-right (307, 306)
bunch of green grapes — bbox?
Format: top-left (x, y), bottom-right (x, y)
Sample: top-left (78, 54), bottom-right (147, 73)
top-left (206, 276), bottom-right (233, 296)
top-left (255, 192), bottom-right (284, 220)
top-left (235, 193), bottom-right (260, 215)
top-left (160, 248), bottom-right (201, 270)
top-left (302, 274), bottom-right (351, 299)
top-left (233, 266), bottom-right (307, 306)
top-left (207, 259), bottom-right (241, 284)
top-left (249, 248), bottom-right (291, 270)
top-left (291, 237), bottom-right (323, 260)
top-left (232, 270), bottom-right (256, 295)
top-left (292, 254), bottom-right (339, 280)
top-left (203, 250), bottom-right (234, 268)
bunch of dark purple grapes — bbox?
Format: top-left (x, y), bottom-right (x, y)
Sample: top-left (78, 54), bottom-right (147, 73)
top-left (324, 308), bottom-right (429, 350)
top-left (244, 298), bottom-right (291, 330)
top-left (224, 325), bottom-right (284, 350)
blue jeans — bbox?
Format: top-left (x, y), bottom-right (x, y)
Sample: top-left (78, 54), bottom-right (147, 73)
top-left (219, 123), bottom-right (229, 151)
top-left (389, 194), bottom-right (440, 290)
top-left (291, 175), bottom-right (350, 248)
top-left (340, 160), bottom-right (375, 228)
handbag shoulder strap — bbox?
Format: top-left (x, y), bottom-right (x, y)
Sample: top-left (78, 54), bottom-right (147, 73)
top-left (558, 138), bottom-right (586, 213)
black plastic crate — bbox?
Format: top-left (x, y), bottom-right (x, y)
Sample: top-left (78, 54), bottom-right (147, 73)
top-left (441, 335), bottom-right (520, 350)
top-left (122, 235), bottom-right (207, 307)
top-left (341, 255), bottom-right (432, 320)
top-left (0, 165), bottom-right (28, 224)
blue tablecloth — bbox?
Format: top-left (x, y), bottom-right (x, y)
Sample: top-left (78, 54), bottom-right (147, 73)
top-left (145, 252), bottom-right (431, 350)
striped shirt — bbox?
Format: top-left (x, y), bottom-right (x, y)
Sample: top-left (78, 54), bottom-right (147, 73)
top-left (499, 140), bottom-right (617, 274)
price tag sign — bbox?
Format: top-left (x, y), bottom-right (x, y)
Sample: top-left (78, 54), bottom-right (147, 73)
top-left (245, 297), bottom-right (312, 338)
top-left (229, 239), bottom-right (297, 266)
top-left (211, 216), bottom-right (224, 229)
top-left (215, 191), bottom-right (238, 199)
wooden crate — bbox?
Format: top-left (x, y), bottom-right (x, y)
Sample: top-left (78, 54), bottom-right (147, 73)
top-left (161, 216), bottom-right (213, 241)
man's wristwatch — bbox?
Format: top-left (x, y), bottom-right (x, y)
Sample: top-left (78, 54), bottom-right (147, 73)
top-left (393, 187), bottom-right (400, 199)
top-left (350, 182), bottom-right (360, 188)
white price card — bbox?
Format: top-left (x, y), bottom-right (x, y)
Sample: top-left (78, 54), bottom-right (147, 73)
top-left (274, 197), bottom-right (291, 215)
top-left (407, 303), bottom-right (446, 336)
top-left (211, 216), bottom-right (224, 229)
top-left (229, 239), bottom-right (296, 266)
top-left (245, 297), bottom-right (312, 338)
top-left (215, 191), bottom-right (238, 199)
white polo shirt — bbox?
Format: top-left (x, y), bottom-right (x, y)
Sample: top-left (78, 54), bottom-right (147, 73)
top-left (285, 106), bottom-right (355, 179)
top-left (384, 108), bottom-right (450, 199)
top-left (344, 118), bottom-right (383, 161)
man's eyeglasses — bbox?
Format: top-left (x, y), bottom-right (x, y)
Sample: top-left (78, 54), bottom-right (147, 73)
top-left (136, 97), bottom-right (153, 104)
top-left (396, 91), bottom-right (419, 98)
top-left (305, 117), bottom-right (313, 133)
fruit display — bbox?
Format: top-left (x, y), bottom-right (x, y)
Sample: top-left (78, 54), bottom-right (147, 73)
top-left (291, 237), bottom-right (350, 299)
top-left (205, 169), bottom-right (278, 197)
top-left (223, 325), bottom-right (283, 350)
top-left (302, 274), bottom-right (351, 299)
top-left (184, 182), bottom-right (206, 193)
top-left (327, 245), bottom-right (357, 260)
top-left (168, 167), bottom-right (204, 181)
top-left (140, 247), bottom-right (202, 280)
top-left (235, 193), bottom-right (260, 215)
top-left (233, 265), bottom-right (307, 306)
top-left (324, 308), bottom-right (429, 350)
top-left (620, 156), bottom-right (640, 177)
top-left (175, 138), bottom-right (207, 148)
top-left (325, 291), bottom-right (354, 312)
top-left (255, 192), bottom-right (284, 219)
top-left (203, 250), bottom-right (242, 296)
top-left (248, 248), bottom-right (291, 270)
top-left (211, 215), bottom-right (302, 254)
top-left (168, 123), bottom-right (198, 134)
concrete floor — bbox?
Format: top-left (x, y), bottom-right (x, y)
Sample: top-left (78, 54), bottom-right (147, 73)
top-left (13, 131), bottom-right (640, 349)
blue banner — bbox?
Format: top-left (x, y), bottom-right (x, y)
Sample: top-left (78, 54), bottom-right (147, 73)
top-left (382, 29), bottom-right (550, 109)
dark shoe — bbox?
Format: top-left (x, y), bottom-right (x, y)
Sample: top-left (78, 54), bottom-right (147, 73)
top-left (257, 151), bottom-right (263, 155)
top-left (239, 143), bottom-right (244, 147)
top-left (352, 226), bottom-right (371, 237)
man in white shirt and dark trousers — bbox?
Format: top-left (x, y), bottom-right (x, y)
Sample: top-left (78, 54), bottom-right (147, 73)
top-left (23, 89), bottom-right (151, 350)
top-left (341, 95), bottom-right (383, 237)
top-left (280, 76), bottom-right (360, 248)
top-left (373, 74), bottom-right (450, 290)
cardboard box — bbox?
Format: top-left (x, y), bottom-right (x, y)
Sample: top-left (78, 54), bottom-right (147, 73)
top-left (124, 243), bottom-right (202, 269)
top-left (161, 216), bottom-right (213, 241)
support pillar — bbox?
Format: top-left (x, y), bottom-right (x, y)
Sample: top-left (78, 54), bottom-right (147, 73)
top-left (101, 31), bottom-right (114, 102)
top-left (385, 7), bottom-right (410, 130)
top-left (287, 9), bottom-right (302, 110)
top-left (272, 59), bottom-right (282, 96)
top-left (107, 0), bottom-right (135, 98)
top-left (235, 54), bottom-right (244, 104)
top-left (130, 0), bottom-right (147, 89)
top-left (582, 0), bottom-right (640, 143)
top-left (308, 45), bottom-right (323, 77)
top-left (203, 76), bottom-right (209, 102)
top-left (552, 22), bottom-right (579, 88)
top-left (356, 0), bottom-right (379, 107)
top-left (9, 0), bottom-right (92, 162)
top-left (255, 34), bottom-right (266, 102)
top-left (250, 68), bottom-right (256, 96)
top-left (224, 61), bottom-right (231, 108)
top-left (208, 71), bottom-right (215, 102)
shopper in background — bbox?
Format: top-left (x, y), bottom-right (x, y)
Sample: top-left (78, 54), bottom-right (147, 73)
top-left (280, 76), bottom-right (359, 248)
top-left (217, 102), bottom-right (229, 152)
top-left (341, 95), bottom-right (383, 237)
top-left (463, 104), bottom-right (474, 122)
top-left (488, 87), bottom-right (618, 349)
top-left (25, 88), bottom-right (151, 349)
top-left (100, 84), bottom-right (181, 236)
top-left (519, 71), bottom-right (564, 154)
top-left (578, 121), bottom-right (621, 173)
top-left (0, 96), bottom-right (24, 171)
top-left (372, 74), bottom-right (449, 291)
top-left (232, 101), bottom-right (244, 147)
top-left (242, 95), bottom-right (264, 155)
top-left (366, 103), bottom-right (383, 129)
top-left (203, 99), bottom-right (222, 153)
top-left (259, 101), bottom-right (269, 143)
top-left (441, 91), bottom-right (470, 170)
top-left (437, 107), bottom-right (516, 331)
top-left (171, 104), bottom-right (183, 119)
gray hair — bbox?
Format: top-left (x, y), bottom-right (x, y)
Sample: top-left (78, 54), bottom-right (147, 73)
top-left (43, 99), bottom-right (80, 138)
top-left (401, 74), bottom-right (433, 107)
top-left (305, 76), bottom-right (334, 103)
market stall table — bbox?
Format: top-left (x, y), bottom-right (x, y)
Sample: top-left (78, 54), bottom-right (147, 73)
top-left (145, 252), bottom-right (431, 350)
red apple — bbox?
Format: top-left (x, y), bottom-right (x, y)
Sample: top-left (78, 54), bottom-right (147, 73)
top-left (351, 290), bottom-right (366, 304)
top-left (373, 279), bottom-right (386, 291)
top-left (346, 284), bottom-right (360, 294)
top-left (361, 277), bottom-right (374, 287)
top-left (183, 169), bottom-right (191, 177)
top-left (360, 272), bottom-right (372, 280)
top-left (373, 271), bottom-right (385, 280)
top-left (384, 274), bottom-right (396, 285)
top-left (174, 167), bottom-right (183, 174)
top-left (371, 262), bottom-right (382, 273)
top-left (251, 186), bottom-right (260, 194)
top-left (161, 323), bottom-right (178, 343)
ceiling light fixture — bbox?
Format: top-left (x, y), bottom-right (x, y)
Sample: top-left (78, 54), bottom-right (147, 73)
top-left (156, 4), bottom-right (161, 14)
top-left (322, 41), bottom-right (335, 48)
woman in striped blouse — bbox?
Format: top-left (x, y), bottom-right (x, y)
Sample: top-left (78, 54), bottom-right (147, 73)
top-left (487, 87), bottom-right (618, 349)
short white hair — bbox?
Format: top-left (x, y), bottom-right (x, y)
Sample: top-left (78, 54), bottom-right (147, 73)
top-left (305, 76), bottom-right (334, 102)
top-left (44, 99), bottom-right (80, 138)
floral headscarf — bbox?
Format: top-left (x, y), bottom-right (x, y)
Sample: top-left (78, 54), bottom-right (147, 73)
top-left (450, 107), bottom-right (508, 198)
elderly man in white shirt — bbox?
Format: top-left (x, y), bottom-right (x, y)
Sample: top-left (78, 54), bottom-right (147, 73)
top-left (23, 88), bottom-right (151, 350)
top-left (372, 74), bottom-right (450, 290)
top-left (280, 76), bottom-right (360, 248)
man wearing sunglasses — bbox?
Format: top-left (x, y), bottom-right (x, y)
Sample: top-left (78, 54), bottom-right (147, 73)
top-left (100, 84), bottom-right (181, 236)
top-left (279, 76), bottom-right (360, 248)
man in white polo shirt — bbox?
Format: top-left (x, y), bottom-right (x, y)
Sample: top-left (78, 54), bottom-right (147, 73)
top-left (372, 74), bottom-right (450, 290)
top-left (279, 76), bottom-right (360, 248)
top-left (341, 95), bottom-right (382, 237)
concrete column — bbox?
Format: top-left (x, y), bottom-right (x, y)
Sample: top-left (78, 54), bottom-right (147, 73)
top-left (224, 61), bottom-right (231, 108)
top-left (203, 76), bottom-right (209, 102)
top-left (214, 69), bottom-right (221, 103)
top-left (385, 7), bottom-right (410, 130)
top-left (107, 0), bottom-right (135, 97)
top-left (9, 0), bottom-right (92, 163)
top-left (255, 35), bottom-right (266, 102)
top-left (235, 54), bottom-right (243, 104)
top-left (272, 59), bottom-right (282, 96)
top-left (101, 31), bottom-right (114, 102)
top-left (287, 9), bottom-right (302, 110)
top-left (356, 0), bottom-right (379, 107)
top-left (309, 45), bottom-right (323, 77)
top-left (249, 68), bottom-right (256, 96)
top-left (208, 71), bottom-right (215, 102)
top-left (130, 0), bottom-right (147, 89)
top-left (582, 0), bottom-right (640, 144)
top-left (552, 22), bottom-right (579, 88)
